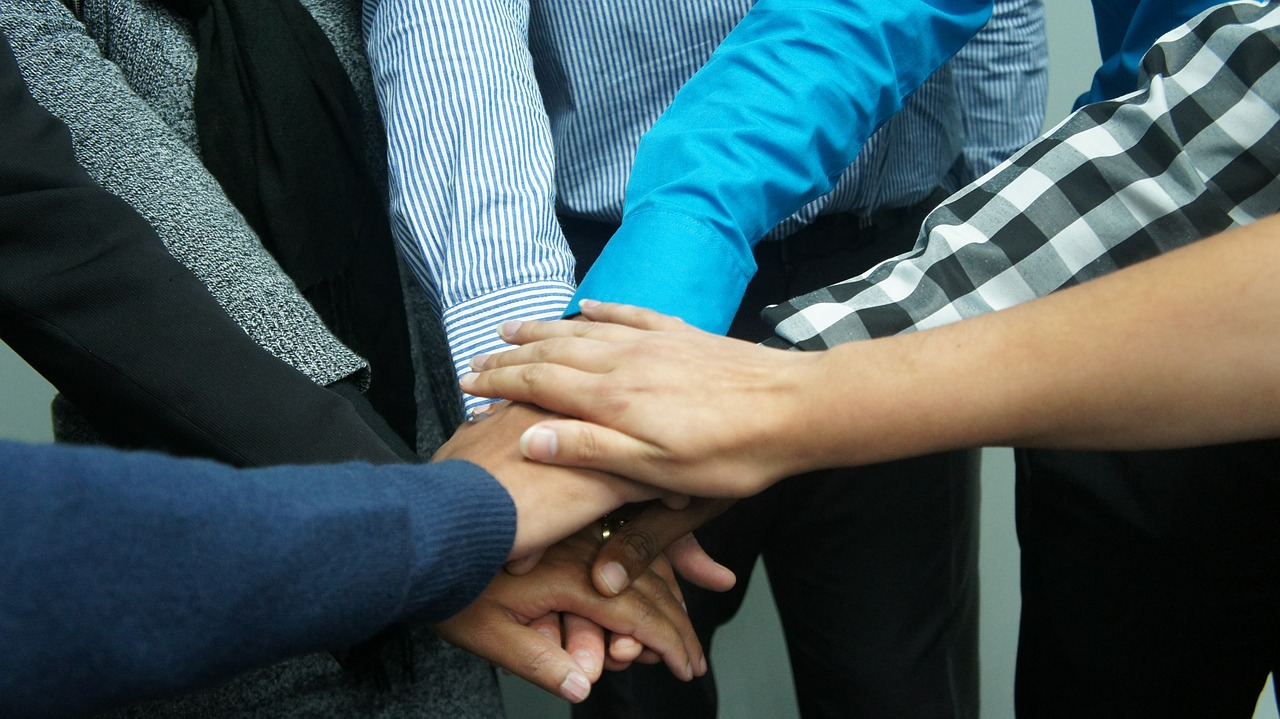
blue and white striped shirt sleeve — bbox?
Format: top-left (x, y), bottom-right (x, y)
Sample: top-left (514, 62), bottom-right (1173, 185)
top-left (363, 0), bottom-right (575, 413)
top-left (949, 0), bottom-right (1048, 183)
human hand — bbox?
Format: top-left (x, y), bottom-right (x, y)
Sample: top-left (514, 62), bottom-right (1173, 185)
top-left (523, 503), bottom-right (735, 678)
top-left (432, 401), bottom-right (665, 561)
top-left (525, 550), bottom-right (681, 677)
top-left (591, 499), bottom-right (736, 598)
top-left (433, 528), bottom-right (706, 703)
top-left (460, 301), bottom-right (826, 497)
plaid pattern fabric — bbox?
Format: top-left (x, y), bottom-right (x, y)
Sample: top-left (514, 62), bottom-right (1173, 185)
top-left (764, 0), bottom-right (1280, 350)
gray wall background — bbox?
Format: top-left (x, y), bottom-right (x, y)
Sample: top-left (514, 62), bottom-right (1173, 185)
top-left (0, 3), bottom-right (1276, 718)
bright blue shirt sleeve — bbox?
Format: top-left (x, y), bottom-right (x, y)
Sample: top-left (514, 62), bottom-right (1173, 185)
top-left (0, 440), bottom-right (513, 717)
top-left (571, 0), bottom-right (993, 333)
top-left (1082, 0), bottom-right (1221, 105)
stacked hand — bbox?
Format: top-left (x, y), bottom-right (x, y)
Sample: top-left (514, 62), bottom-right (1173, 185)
top-left (434, 301), bottom-right (838, 702)
top-left (431, 400), bottom-right (734, 702)
top-left (432, 527), bottom-right (705, 702)
top-left (460, 300), bottom-right (829, 497)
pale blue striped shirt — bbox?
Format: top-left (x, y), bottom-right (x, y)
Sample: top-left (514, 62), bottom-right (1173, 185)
top-left (364, 0), bottom-right (1047, 410)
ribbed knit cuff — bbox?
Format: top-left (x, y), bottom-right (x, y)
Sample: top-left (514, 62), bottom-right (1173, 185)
top-left (398, 459), bottom-right (516, 622)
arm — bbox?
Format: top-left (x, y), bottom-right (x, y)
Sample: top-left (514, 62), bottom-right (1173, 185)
top-left (948, 0), bottom-right (1048, 180)
top-left (0, 414), bottom-right (705, 714)
top-left (0, 28), bottom-right (401, 466)
top-left (0, 440), bottom-right (512, 717)
top-left (363, 0), bottom-right (576, 413)
top-left (570, 0), bottom-right (992, 333)
top-left (1083, 0), bottom-right (1217, 104)
top-left (0, 6), bottom-right (367, 391)
top-left (463, 213), bottom-right (1280, 491)
top-left (764, 0), bottom-right (1280, 350)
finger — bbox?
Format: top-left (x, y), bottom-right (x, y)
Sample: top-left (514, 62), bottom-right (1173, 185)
top-left (561, 613), bottom-right (606, 681)
top-left (504, 550), bottom-right (544, 576)
top-left (495, 316), bottom-right (644, 346)
top-left (434, 609), bottom-right (593, 703)
top-left (460, 365), bottom-right (601, 420)
top-left (633, 648), bottom-right (664, 666)
top-left (620, 570), bottom-right (703, 680)
top-left (608, 634), bottom-right (644, 665)
top-left (577, 301), bottom-right (695, 332)
top-left (528, 611), bottom-right (563, 648)
top-left (646, 554), bottom-right (686, 608)
top-left (601, 653), bottom-right (634, 673)
top-left (517, 420), bottom-right (670, 487)
top-left (474, 335), bottom-right (616, 374)
top-left (551, 561), bottom-right (701, 682)
top-left (593, 499), bottom-right (733, 597)
top-left (666, 532), bottom-right (736, 593)
top-left (661, 493), bottom-right (692, 511)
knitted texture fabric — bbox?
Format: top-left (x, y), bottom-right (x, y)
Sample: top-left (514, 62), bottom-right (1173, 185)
top-left (0, 0), bottom-right (488, 715)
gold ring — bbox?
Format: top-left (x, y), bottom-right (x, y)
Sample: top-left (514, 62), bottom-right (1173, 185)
top-left (599, 514), bottom-right (626, 542)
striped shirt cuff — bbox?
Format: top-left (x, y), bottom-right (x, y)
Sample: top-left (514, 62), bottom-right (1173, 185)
top-left (443, 282), bottom-right (577, 414)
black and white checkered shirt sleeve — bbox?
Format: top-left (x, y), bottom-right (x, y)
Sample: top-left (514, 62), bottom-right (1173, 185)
top-left (763, 0), bottom-right (1280, 351)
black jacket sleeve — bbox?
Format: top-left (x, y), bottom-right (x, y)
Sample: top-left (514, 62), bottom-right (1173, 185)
top-left (0, 31), bottom-right (401, 467)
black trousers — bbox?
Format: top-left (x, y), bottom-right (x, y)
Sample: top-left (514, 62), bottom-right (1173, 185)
top-left (563, 195), bottom-right (981, 719)
top-left (1014, 444), bottom-right (1280, 719)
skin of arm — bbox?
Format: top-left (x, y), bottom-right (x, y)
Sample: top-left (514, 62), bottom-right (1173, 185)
top-left (461, 213), bottom-right (1280, 495)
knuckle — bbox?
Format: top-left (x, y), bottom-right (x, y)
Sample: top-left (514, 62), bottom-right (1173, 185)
top-left (619, 530), bottom-right (659, 566)
top-left (573, 425), bottom-right (602, 464)
top-left (517, 362), bottom-right (545, 389)
top-left (531, 338), bottom-right (557, 362)
top-left (522, 643), bottom-right (561, 678)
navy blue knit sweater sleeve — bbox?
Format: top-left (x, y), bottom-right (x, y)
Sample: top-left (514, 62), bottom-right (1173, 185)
top-left (0, 440), bottom-right (514, 718)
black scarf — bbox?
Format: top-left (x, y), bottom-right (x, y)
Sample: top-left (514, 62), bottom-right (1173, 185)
top-left (161, 0), bottom-right (419, 452)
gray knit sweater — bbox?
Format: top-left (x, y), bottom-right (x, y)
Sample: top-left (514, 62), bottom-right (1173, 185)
top-left (0, 0), bottom-right (494, 715)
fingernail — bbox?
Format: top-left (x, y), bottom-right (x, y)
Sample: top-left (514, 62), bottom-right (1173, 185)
top-left (469, 353), bottom-right (490, 370)
top-left (612, 636), bottom-right (638, 653)
top-left (599, 562), bottom-right (627, 595)
top-left (699, 656), bottom-right (708, 675)
top-left (519, 426), bottom-right (558, 459)
top-left (536, 627), bottom-right (556, 642)
top-left (498, 320), bottom-right (522, 339)
top-left (578, 298), bottom-right (600, 309)
top-left (560, 671), bottom-right (591, 703)
top-left (685, 662), bottom-right (694, 681)
top-left (459, 372), bottom-right (477, 390)
top-left (572, 650), bottom-right (599, 677)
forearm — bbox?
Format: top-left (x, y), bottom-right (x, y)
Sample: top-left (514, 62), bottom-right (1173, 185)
top-left (573, 0), bottom-right (991, 332)
top-left (0, 5), bottom-right (366, 387)
top-left (364, 0), bottom-right (576, 412)
top-left (0, 29), bottom-right (401, 467)
top-left (0, 441), bottom-right (512, 717)
top-left (767, 2), bottom-right (1280, 351)
top-left (809, 217), bottom-right (1280, 465)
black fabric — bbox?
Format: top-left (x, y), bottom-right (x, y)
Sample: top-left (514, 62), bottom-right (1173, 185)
top-left (0, 30), bottom-right (401, 467)
top-left (160, 0), bottom-right (419, 447)
top-left (567, 196), bottom-right (980, 719)
top-left (1014, 444), bottom-right (1280, 719)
